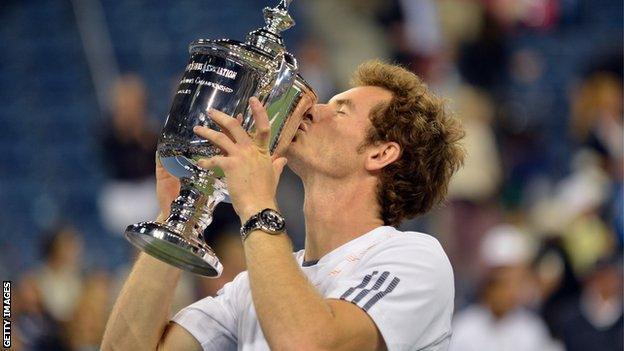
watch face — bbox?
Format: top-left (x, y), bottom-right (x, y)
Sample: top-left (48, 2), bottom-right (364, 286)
top-left (259, 209), bottom-right (286, 233)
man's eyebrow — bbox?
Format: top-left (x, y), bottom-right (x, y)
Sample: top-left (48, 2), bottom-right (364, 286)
top-left (334, 98), bottom-right (355, 111)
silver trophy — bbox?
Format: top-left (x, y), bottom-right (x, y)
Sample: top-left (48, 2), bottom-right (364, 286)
top-left (125, 0), bottom-right (317, 277)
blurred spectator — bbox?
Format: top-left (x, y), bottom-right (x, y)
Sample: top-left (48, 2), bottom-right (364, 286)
top-left (531, 149), bottom-right (615, 276)
top-left (97, 74), bottom-right (160, 234)
top-left (558, 256), bottom-right (623, 351)
top-left (14, 274), bottom-right (70, 351)
top-left (560, 153), bottom-right (614, 274)
top-left (450, 224), bottom-right (563, 351)
top-left (33, 225), bottom-right (84, 323)
top-left (571, 72), bottom-right (623, 177)
top-left (444, 85), bottom-right (503, 302)
top-left (570, 71), bottom-right (623, 248)
top-left (448, 86), bottom-right (502, 202)
top-left (532, 236), bottom-right (581, 339)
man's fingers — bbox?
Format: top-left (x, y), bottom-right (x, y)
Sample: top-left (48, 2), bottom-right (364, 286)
top-left (208, 109), bottom-right (250, 144)
top-left (193, 126), bottom-right (237, 155)
top-left (197, 156), bottom-right (228, 170)
top-left (249, 97), bottom-right (271, 150)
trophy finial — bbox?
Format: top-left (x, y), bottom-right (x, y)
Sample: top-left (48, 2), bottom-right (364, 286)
top-left (277, 0), bottom-right (292, 11)
top-left (263, 0), bottom-right (295, 34)
top-left (245, 0), bottom-right (295, 55)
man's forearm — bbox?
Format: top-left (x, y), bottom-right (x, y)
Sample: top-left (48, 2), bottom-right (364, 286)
top-left (102, 253), bottom-right (181, 350)
top-left (244, 231), bottom-right (337, 350)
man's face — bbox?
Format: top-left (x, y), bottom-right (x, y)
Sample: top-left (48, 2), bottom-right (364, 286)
top-left (286, 85), bottom-right (393, 179)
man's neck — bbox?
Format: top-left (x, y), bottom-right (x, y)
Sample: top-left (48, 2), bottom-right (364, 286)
top-left (301, 174), bottom-right (384, 262)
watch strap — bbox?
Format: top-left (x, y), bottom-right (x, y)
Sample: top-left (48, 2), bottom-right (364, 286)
top-left (240, 213), bottom-right (260, 241)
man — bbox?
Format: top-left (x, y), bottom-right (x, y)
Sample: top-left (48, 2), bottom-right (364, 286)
top-left (102, 61), bottom-right (465, 350)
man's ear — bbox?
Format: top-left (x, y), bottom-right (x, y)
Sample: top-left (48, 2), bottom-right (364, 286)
top-left (364, 142), bottom-right (401, 171)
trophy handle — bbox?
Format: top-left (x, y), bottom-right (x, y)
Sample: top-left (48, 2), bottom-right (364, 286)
top-left (266, 53), bottom-right (298, 107)
top-left (261, 52), bottom-right (299, 153)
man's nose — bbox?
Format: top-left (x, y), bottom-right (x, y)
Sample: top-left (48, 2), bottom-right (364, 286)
top-left (308, 103), bottom-right (329, 122)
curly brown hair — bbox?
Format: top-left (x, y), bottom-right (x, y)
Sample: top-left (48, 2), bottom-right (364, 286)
top-left (353, 60), bottom-right (466, 226)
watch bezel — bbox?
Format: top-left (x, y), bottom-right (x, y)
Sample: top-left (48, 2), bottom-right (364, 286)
top-left (240, 208), bottom-right (286, 240)
top-left (258, 208), bottom-right (286, 234)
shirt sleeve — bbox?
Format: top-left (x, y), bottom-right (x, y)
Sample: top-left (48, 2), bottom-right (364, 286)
top-left (171, 272), bottom-right (247, 351)
top-left (326, 236), bottom-right (455, 351)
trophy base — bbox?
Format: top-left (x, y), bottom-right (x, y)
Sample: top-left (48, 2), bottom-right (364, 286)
top-left (125, 222), bottom-right (223, 277)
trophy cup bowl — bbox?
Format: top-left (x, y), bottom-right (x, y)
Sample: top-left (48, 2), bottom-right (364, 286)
top-left (124, 0), bottom-right (317, 277)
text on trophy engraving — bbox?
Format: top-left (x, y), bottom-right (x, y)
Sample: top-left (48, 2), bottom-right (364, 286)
top-left (176, 77), bottom-right (234, 95)
top-left (185, 62), bottom-right (238, 80)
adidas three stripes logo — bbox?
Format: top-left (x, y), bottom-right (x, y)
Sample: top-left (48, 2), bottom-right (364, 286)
top-left (339, 271), bottom-right (400, 311)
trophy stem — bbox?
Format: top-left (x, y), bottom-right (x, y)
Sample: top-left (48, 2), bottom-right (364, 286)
top-left (125, 171), bottom-right (226, 277)
top-left (165, 175), bottom-right (225, 245)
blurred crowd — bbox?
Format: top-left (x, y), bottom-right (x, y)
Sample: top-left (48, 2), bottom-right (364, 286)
top-left (5, 0), bottom-right (622, 350)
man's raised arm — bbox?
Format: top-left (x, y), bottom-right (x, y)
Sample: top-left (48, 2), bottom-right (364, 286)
top-left (101, 251), bottom-right (201, 350)
top-left (101, 159), bottom-right (202, 351)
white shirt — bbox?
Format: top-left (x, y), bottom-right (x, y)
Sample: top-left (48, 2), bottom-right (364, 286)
top-left (172, 226), bottom-right (455, 351)
top-left (449, 305), bottom-right (563, 351)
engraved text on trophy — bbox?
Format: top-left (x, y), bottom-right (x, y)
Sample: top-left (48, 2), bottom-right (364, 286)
top-left (159, 53), bottom-right (263, 178)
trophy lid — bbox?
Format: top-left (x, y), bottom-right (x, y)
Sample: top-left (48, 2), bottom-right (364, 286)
top-left (246, 0), bottom-right (295, 56)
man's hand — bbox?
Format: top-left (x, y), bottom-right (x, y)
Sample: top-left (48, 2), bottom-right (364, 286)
top-left (193, 97), bottom-right (287, 222)
top-left (155, 153), bottom-right (181, 220)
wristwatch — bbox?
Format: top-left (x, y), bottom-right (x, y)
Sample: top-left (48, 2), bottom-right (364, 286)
top-left (240, 208), bottom-right (286, 241)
